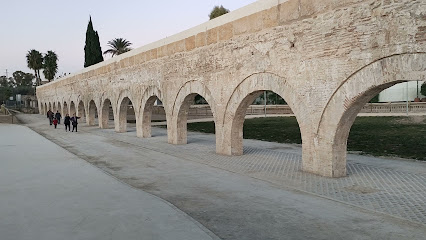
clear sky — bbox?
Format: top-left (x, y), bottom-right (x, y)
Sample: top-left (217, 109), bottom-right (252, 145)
top-left (0, 0), bottom-right (257, 79)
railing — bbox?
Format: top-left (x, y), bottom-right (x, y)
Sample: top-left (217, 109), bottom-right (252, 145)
top-left (0, 106), bottom-right (17, 124)
top-left (119, 102), bottom-right (426, 121)
top-left (360, 102), bottom-right (426, 113)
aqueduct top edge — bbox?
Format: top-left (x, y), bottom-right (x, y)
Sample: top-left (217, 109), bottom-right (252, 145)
top-left (37, 0), bottom-right (290, 90)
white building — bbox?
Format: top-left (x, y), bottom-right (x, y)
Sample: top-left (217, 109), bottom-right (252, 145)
top-left (379, 81), bottom-right (425, 102)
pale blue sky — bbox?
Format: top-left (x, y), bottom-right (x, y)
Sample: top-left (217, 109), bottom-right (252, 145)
top-left (0, 0), bottom-right (257, 78)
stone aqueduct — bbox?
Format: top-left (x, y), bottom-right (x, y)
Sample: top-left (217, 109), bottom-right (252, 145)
top-left (37, 0), bottom-right (426, 177)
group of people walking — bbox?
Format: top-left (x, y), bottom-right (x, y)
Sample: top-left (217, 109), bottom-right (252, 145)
top-left (46, 110), bottom-right (81, 132)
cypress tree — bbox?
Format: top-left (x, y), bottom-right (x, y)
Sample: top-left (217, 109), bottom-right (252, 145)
top-left (84, 16), bottom-right (104, 67)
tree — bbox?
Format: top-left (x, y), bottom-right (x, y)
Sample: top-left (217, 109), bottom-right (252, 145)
top-left (103, 38), bottom-right (132, 57)
top-left (209, 5), bottom-right (230, 20)
top-left (194, 95), bottom-right (207, 104)
top-left (43, 51), bottom-right (59, 82)
top-left (13, 71), bottom-right (34, 86)
top-left (84, 16), bottom-right (104, 67)
top-left (421, 82), bottom-right (426, 97)
top-left (0, 76), bottom-right (14, 103)
top-left (0, 76), bottom-right (14, 88)
top-left (0, 86), bottom-right (12, 103)
top-left (26, 49), bottom-right (43, 86)
top-left (369, 94), bottom-right (380, 103)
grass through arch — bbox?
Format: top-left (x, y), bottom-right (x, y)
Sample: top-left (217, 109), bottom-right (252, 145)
top-left (185, 116), bottom-right (426, 161)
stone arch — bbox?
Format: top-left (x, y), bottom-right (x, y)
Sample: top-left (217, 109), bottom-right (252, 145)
top-left (77, 100), bottom-right (86, 123)
top-left (69, 101), bottom-right (76, 116)
top-left (138, 85), bottom-right (163, 138)
top-left (63, 101), bottom-right (69, 115)
top-left (169, 81), bottom-right (217, 145)
top-left (39, 102), bottom-right (44, 115)
top-left (116, 90), bottom-right (137, 133)
top-left (314, 53), bottom-right (426, 177)
top-left (57, 102), bottom-right (62, 114)
top-left (100, 97), bottom-right (115, 129)
top-left (219, 72), bottom-right (301, 156)
top-left (87, 100), bottom-right (98, 126)
top-left (38, 101), bottom-right (43, 115)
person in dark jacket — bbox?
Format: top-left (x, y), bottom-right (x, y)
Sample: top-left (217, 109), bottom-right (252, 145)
top-left (71, 113), bottom-right (81, 132)
top-left (55, 111), bottom-right (62, 124)
top-left (47, 110), bottom-right (54, 125)
top-left (64, 114), bottom-right (71, 132)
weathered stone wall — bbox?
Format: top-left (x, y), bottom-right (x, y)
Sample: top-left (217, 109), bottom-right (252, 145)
top-left (37, 0), bottom-right (426, 177)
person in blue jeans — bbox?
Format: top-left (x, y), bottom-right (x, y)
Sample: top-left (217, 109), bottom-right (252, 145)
top-left (55, 111), bottom-right (62, 124)
top-left (71, 113), bottom-right (81, 132)
top-left (64, 114), bottom-right (71, 132)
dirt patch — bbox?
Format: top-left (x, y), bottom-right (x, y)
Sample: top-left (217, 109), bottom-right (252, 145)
top-left (91, 160), bottom-right (123, 171)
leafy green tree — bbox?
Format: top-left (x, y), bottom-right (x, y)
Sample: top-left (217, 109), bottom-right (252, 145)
top-left (13, 71), bottom-right (34, 86)
top-left (103, 38), bottom-right (132, 57)
top-left (209, 5), bottom-right (230, 20)
top-left (421, 82), bottom-right (426, 97)
top-left (254, 91), bottom-right (287, 105)
top-left (0, 87), bottom-right (13, 103)
top-left (0, 76), bottom-right (14, 103)
top-left (369, 94), bottom-right (380, 103)
top-left (43, 51), bottom-right (59, 82)
top-left (194, 95), bottom-right (207, 104)
top-left (0, 76), bottom-right (8, 87)
top-left (84, 17), bottom-right (104, 67)
top-left (0, 76), bottom-right (14, 88)
top-left (14, 86), bottom-right (35, 96)
top-left (26, 49), bottom-right (43, 86)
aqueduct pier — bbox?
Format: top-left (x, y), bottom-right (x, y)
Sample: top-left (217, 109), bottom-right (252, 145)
top-left (36, 0), bottom-right (426, 177)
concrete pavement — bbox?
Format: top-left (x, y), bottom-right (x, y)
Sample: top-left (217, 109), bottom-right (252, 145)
top-left (0, 124), bottom-right (218, 240)
top-left (13, 114), bottom-right (426, 240)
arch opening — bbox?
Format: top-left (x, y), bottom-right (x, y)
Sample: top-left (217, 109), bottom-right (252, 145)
top-left (174, 92), bottom-right (216, 145)
top-left (230, 90), bottom-right (298, 155)
top-left (315, 53), bottom-right (426, 177)
top-left (101, 99), bottom-right (114, 129)
top-left (57, 102), bottom-right (62, 115)
top-left (138, 86), bottom-right (165, 138)
top-left (88, 100), bottom-right (98, 126)
top-left (41, 102), bottom-right (46, 115)
top-left (141, 96), bottom-right (165, 138)
top-left (219, 73), bottom-right (300, 157)
top-left (69, 101), bottom-right (76, 116)
top-left (331, 80), bottom-right (426, 175)
top-left (63, 102), bottom-right (69, 115)
top-left (77, 101), bottom-right (86, 123)
top-left (117, 97), bottom-right (136, 133)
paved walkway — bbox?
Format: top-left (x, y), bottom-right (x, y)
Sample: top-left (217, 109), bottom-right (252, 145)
top-left (0, 124), bottom-right (218, 240)
top-left (14, 114), bottom-right (426, 240)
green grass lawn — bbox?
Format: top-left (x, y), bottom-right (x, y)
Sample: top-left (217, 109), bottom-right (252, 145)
top-left (186, 116), bottom-right (426, 160)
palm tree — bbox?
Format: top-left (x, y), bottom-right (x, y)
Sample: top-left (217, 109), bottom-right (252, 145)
top-left (103, 38), bottom-right (132, 57)
top-left (26, 49), bottom-right (43, 86)
top-left (43, 51), bottom-right (59, 82)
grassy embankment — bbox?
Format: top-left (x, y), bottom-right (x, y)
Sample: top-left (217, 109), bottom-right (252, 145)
top-left (186, 116), bottom-right (426, 160)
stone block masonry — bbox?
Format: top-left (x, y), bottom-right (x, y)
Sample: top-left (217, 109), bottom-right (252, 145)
top-left (37, 0), bottom-right (426, 177)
